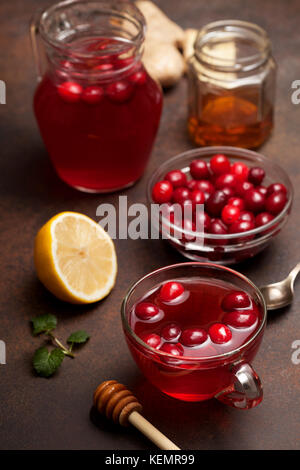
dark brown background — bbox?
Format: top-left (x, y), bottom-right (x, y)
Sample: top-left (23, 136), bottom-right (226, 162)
top-left (0, 0), bottom-right (299, 450)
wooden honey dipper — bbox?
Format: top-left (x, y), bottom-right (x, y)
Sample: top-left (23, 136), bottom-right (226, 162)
top-left (93, 380), bottom-right (180, 450)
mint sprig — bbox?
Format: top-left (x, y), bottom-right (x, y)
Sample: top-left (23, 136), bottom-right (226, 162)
top-left (31, 314), bottom-right (90, 378)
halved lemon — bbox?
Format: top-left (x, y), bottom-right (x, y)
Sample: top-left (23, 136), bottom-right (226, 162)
top-left (34, 212), bottom-right (117, 304)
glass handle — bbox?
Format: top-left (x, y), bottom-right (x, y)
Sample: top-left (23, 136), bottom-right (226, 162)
top-left (30, 12), bottom-right (43, 82)
top-left (215, 362), bottom-right (263, 409)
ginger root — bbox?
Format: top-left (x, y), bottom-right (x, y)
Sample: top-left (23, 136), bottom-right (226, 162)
top-left (136, 0), bottom-right (185, 87)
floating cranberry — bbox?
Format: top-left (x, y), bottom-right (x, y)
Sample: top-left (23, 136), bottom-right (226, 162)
top-left (113, 56), bottom-right (134, 69)
top-left (228, 197), bottom-right (245, 211)
top-left (190, 159), bottom-right (210, 180)
top-left (248, 167), bottom-right (265, 185)
top-left (215, 173), bottom-right (237, 190)
top-left (165, 169), bottom-right (187, 188)
top-left (206, 190), bottom-right (228, 216)
top-left (161, 323), bottom-right (181, 341)
top-left (256, 186), bottom-right (268, 197)
top-left (94, 63), bottom-right (114, 72)
top-left (255, 212), bottom-right (275, 227)
top-left (180, 328), bottom-right (208, 346)
top-left (221, 290), bottom-right (251, 310)
top-left (172, 187), bottom-right (191, 206)
top-left (160, 281), bottom-right (184, 302)
top-left (210, 154), bottom-right (231, 175)
top-left (223, 310), bottom-right (257, 328)
top-left (129, 69), bottom-right (147, 85)
top-left (221, 205), bottom-right (241, 225)
top-left (191, 189), bottom-right (205, 208)
top-left (244, 188), bottom-right (266, 213)
top-left (265, 191), bottom-right (287, 215)
top-left (82, 86), bottom-right (104, 104)
top-left (106, 80), bottom-right (133, 102)
top-left (58, 81), bottom-right (83, 103)
top-left (135, 302), bottom-right (160, 320)
top-left (230, 162), bottom-right (249, 182)
top-left (235, 180), bottom-right (254, 197)
top-left (267, 182), bottom-right (287, 196)
top-left (160, 342), bottom-right (184, 357)
top-left (142, 333), bottom-right (161, 349)
top-left (209, 323), bottom-right (232, 344)
top-left (152, 180), bottom-right (173, 203)
top-left (229, 219), bottom-right (255, 234)
top-left (239, 210), bottom-right (256, 224)
top-left (194, 211), bottom-right (211, 232)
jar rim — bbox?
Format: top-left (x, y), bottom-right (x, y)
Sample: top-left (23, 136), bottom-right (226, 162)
top-left (194, 19), bottom-right (271, 72)
top-left (35, 0), bottom-right (146, 59)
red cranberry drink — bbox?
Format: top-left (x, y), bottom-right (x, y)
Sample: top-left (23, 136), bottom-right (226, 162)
top-left (122, 263), bottom-right (266, 409)
top-left (32, 1), bottom-right (162, 192)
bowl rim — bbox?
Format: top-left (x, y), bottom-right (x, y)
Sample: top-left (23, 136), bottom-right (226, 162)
top-left (121, 261), bottom-right (267, 363)
top-left (147, 146), bottom-right (293, 241)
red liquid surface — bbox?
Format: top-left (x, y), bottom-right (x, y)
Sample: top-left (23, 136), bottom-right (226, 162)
top-left (127, 278), bottom-right (263, 401)
top-left (34, 37), bottom-right (162, 192)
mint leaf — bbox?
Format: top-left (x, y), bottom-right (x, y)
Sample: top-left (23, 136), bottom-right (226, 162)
top-left (67, 330), bottom-right (90, 344)
top-left (33, 347), bottom-right (64, 377)
top-left (31, 314), bottom-right (57, 335)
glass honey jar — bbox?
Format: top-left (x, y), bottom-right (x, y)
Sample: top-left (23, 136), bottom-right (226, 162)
top-left (187, 20), bottom-right (276, 148)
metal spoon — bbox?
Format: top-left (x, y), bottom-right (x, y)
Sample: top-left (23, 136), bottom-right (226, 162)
top-left (260, 263), bottom-right (300, 310)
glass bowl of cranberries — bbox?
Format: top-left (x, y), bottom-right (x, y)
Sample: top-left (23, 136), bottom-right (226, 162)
top-left (148, 146), bottom-right (293, 264)
top-left (121, 262), bottom-right (266, 408)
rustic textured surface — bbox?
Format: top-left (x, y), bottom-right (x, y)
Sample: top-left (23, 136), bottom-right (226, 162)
top-left (0, 0), bottom-right (299, 450)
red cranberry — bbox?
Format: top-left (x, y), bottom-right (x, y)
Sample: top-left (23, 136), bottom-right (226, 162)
top-left (215, 173), bottom-right (237, 190)
top-left (186, 180), bottom-right (197, 191)
top-left (267, 183), bottom-right (287, 196)
top-left (106, 80), bottom-right (133, 102)
top-left (244, 188), bottom-right (266, 213)
top-left (194, 211), bottom-right (211, 232)
top-left (230, 162), bottom-right (249, 182)
top-left (165, 169), bottom-right (187, 188)
top-left (135, 302), bottom-right (160, 320)
top-left (142, 333), bottom-right (161, 349)
top-left (239, 210), bottom-right (255, 224)
top-left (222, 187), bottom-right (236, 199)
top-left (235, 180), bottom-right (254, 197)
top-left (94, 63), bottom-right (114, 72)
top-left (161, 323), bottom-right (181, 341)
top-left (209, 323), bottom-right (232, 344)
top-left (229, 219), bottom-right (255, 234)
top-left (265, 191), bottom-right (287, 215)
top-left (209, 218), bottom-right (228, 246)
top-left (255, 212), bottom-right (275, 227)
top-left (256, 186), bottom-right (268, 197)
top-left (248, 167), bottom-right (265, 185)
top-left (190, 160), bottom-right (210, 180)
top-left (160, 281), bottom-right (184, 302)
top-left (114, 56), bottom-right (134, 69)
top-left (206, 190), bottom-right (228, 216)
top-left (129, 69), bottom-right (147, 85)
top-left (172, 187), bottom-right (191, 206)
top-left (82, 86), bottom-right (104, 104)
top-left (221, 205), bottom-right (240, 225)
top-left (58, 81), bottom-right (83, 103)
top-left (180, 328), bottom-right (208, 346)
top-left (152, 180), bottom-right (173, 204)
top-left (191, 189), bottom-right (205, 208)
top-left (221, 291), bottom-right (251, 310)
top-left (160, 342), bottom-right (184, 357)
top-left (223, 310), bottom-right (257, 328)
top-left (193, 180), bottom-right (215, 201)
top-left (210, 154), bottom-right (231, 175)
top-left (228, 197), bottom-right (245, 211)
